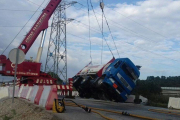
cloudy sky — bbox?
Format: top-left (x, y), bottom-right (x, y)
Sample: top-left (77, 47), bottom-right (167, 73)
top-left (0, 0), bottom-right (180, 81)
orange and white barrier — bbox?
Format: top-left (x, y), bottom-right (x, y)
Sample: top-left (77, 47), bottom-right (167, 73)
top-left (45, 85), bottom-right (58, 110)
top-left (56, 85), bottom-right (69, 90)
top-left (21, 85), bottom-right (29, 99)
top-left (69, 78), bottom-right (73, 91)
top-left (13, 80), bottom-right (76, 110)
top-left (39, 86), bottom-right (51, 107)
top-left (26, 86), bottom-right (33, 100)
top-left (30, 85), bottom-right (39, 102)
top-left (18, 84), bottom-right (24, 97)
top-left (34, 86), bottom-right (44, 105)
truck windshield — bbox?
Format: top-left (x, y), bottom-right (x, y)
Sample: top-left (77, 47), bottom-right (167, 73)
top-left (121, 63), bottom-right (138, 81)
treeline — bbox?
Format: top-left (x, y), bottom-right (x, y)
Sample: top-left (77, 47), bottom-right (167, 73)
top-left (132, 76), bottom-right (180, 107)
top-left (143, 76), bottom-right (180, 87)
top-left (133, 76), bottom-right (180, 97)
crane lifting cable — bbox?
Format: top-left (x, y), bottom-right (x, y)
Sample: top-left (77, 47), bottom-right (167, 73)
top-left (89, 0), bottom-right (114, 58)
top-left (101, 1), bottom-right (120, 58)
top-left (100, 0), bottom-right (104, 64)
top-left (87, 0), bottom-right (92, 63)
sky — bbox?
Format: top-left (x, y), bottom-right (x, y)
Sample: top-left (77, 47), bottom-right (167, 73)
top-left (0, 0), bottom-right (180, 81)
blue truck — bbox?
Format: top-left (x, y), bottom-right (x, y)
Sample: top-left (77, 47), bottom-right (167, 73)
top-left (73, 58), bottom-right (140, 102)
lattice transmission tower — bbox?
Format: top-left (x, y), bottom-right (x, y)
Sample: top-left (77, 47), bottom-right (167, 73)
top-left (45, 1), bottom-right (76, 82)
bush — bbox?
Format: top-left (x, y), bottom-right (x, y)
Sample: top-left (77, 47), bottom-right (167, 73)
top-left (146, 95), bottom-right (169, 108)
top-left (148, 94), bottom-right (169, 104)
top-left (147, 101), bottom-right (167, 108)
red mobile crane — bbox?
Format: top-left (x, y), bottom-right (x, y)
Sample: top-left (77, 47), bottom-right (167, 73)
top-left (0, 0), bottom-right (62, 86)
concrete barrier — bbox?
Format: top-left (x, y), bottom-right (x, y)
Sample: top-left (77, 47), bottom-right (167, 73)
top-left (72, 91), bottom-right (79, 96)
top-left (45, 85), bottom-right (58, 110)
top-left (18, 84), bottom-right (24, 97)
top-left (30, 85), bottom-right (39, 102)
top-left (21, 86), bottom-right (29, 99)
top-left (26, 86), bottom-right (33, 100)
top-left (168, 97), bottom-right (180, 109)
top-left (39, 86), bottom-right (51, 107)
top-left (0, 87), bottom-right (9, 99)
top-left (8, 86), bottom-right (19, 97)
top-left (34, 86), bottom-right (44, 105)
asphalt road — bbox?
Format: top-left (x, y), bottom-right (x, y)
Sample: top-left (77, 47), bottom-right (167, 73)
top-left (54, 97), bottom-right (180, 120)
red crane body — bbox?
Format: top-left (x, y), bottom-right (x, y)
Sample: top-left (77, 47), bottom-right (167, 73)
top-left (0, 0), bottom-right (62, 86)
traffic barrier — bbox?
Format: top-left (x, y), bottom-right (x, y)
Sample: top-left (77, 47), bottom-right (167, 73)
top-left (18, 84), bottom-right (24, 97)
top-left (30, 85), bottom-right (39, 102)
top-left (45, 85), bottom-right (58, 110)
top-left (125, 95), bottom-right (135, 103)
top-left (168, 97), bottom-right (180, 109)
top-left (69, 78), bottom-right (73, 91)
top-left (0, 87), bottom-right (9, 99)
top-left (69, 78), bottom-right (73, 97)
top-left (26, 86), bottom-right (33, 100)
top-left (57, 85), bottom-right (70, 96)
top-left (72, 91), bottom-right (79, 96)
top-left (8, 86), bottom-right (19, 97)
top-left (39, 86), bottom-right (51, 107)
top-left (21, 85), bottom-right (29, 99)
top-left (57, 85), bottom-right (69, 90)
top-left (34, 85), bottom-right (44, 105)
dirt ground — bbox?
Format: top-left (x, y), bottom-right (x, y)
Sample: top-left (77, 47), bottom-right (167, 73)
top-left (0, 98), bottom-right (58, 120)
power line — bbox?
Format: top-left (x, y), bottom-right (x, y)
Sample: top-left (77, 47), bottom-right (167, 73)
top-left (0, 26), bottom-right (53, 28)
top-left (0, 9), bottom-right (40, 12)
top-left (70, 20), bottom-right (180, 63)
top-left (67, 32), bottom-right (180, 69)
top-left (106, 6), bottom-right (168, 39)
top-left (76, 2), bottom-right (180, 54)
top-left (1, 0), bottom-right (46, 55)
top-left (4, 18), bottom-right (178, 63)
top-left (26, 0), bottom-right (44, 7)
top-left (0, 26), bottom-right (32, 28)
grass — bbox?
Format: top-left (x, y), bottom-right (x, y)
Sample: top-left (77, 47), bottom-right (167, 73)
top-left (0, 109), bottom-right (16, 120)
top-left (2, 115), bottom-right (12, 120)
top-left (146, 101), bottom-right (168, 108)
top-left (11, 109), bottom-right (16, 115)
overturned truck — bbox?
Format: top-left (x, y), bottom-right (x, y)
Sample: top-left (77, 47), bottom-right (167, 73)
top-left (73, 58), bottom-right (140, 102)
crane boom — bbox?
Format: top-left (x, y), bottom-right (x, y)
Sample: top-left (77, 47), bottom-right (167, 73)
top-left (18, 0), bottom-right (62, 54)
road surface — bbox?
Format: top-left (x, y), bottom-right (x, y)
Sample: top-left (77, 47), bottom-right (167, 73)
top-left (54, 97), bottom-right (180, 120)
